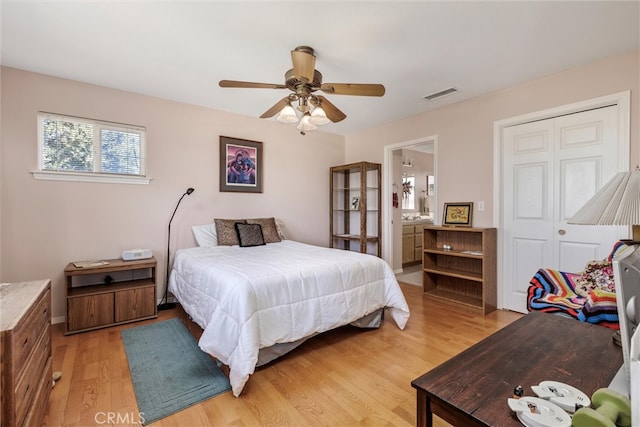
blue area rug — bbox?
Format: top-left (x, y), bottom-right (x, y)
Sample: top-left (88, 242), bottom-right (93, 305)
top-left (121, 318), bottom-right (231, 425)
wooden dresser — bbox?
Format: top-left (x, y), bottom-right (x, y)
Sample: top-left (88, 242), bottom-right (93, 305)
top-left (1, 280), bottom-right (52, 427)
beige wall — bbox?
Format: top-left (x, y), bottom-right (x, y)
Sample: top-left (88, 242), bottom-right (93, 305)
top-left (346, 49), bottom-right (640, 229)
top-left (1, 67), bottom-right (345, 321)
top-left (346, 50), bottom-right (639, 272)
top-left (2, 50), bottom-right (639, 321)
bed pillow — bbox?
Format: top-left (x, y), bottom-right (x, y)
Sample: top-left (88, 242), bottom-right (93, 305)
top-left (235, 223), bottom-right (266, 247)
top-left (214, 219), bottom-right (246, 246)
top-left (246, 217), bottom-right (281, 243)
top-left (275, 218), bottom-right (286, 240)
top-left (192, 223), bottom-right (218, 247)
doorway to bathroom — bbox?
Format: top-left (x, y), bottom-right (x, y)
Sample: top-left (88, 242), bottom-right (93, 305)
top-left (383, 136), bottom-right (437, 273)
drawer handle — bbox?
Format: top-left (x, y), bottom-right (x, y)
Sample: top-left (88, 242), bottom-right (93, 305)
top-left (22, 337), bottom-right (29, 348)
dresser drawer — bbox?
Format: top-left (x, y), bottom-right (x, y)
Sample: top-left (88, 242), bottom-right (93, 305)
top-left (21, 356), bottom-right (52, 427)
top-left (14, 324), bottom-right (51, 426)
top-left (10, 288), bottom-right (50, 378)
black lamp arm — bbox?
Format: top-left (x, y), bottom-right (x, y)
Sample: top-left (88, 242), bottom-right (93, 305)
top-left (159, 187), bottom-right (194, 310)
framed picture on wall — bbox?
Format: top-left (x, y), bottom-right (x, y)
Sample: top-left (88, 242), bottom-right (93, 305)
top-left (443, 202), bottom-right (473, 227)
top-left (219, 136), bottom-right (263, 193)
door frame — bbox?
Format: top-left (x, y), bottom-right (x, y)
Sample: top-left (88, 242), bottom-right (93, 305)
top-left (493, 91), bottom-right (631, 309)
top-left (383, 135), bottom-right (438, 271)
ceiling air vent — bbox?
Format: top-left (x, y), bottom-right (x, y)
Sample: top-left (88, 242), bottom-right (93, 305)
top-left (423, 87), bottom-right (458, 101)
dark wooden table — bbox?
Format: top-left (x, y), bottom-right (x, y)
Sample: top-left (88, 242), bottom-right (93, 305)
top-left (411, 311), bottom-right (623, 427)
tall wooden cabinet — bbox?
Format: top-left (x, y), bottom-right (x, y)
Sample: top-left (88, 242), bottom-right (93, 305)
top-left (422, 226), bottom-right (497, 314)
top-left (330, 161), bottom-right (381, 257)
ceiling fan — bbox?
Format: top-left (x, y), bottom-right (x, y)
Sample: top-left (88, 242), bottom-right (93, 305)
top-left (219, 46), bottom-right (385, 134)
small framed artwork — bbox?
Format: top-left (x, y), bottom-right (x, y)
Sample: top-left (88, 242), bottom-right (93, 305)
top-left (351, 196), bottom-right (360, 210)
top-left (220, 136), bottom-right (263, 193)
top-left (443, 202), bottom-right (473, 227)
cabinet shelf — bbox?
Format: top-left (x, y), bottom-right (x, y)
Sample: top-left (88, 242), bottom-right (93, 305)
top-left (330, 161), bottom-right (381, 257)
top-left (68, 278), bottom-right (155, 298)
top-left (422, 226), bottom-right (496, 314)
top-left (423, 266), bottom-right (483, 282)
top-left (332, 186), bottom-right (380, 191)
top-left (332, 209), bottom-right (380, 213)
top-left (423, 248), bottom-right (483, 259)
top-left (333, 234), bottom-right (380, 240)
top-left (423, 288), bottom-right (483, 308)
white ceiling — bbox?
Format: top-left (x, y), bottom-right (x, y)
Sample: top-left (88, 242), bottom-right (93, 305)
top-left (2, 1), bottom-right (638, 135)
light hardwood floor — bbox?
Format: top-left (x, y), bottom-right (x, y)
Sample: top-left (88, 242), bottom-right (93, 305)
top-left (43, 284), bottom-right (522, 426)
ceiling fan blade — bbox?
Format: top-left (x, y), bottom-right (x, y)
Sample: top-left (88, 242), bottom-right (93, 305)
top-left (313, 96), bottom-right (347, 123)
top-left (260, 97), bottom-right (291, 119)
top-left (219, 80), bottom-right (287, 89)
top-left (320, 83), bottom-right (385, 97)
top-left (291, 46), bottom-right (316, 83)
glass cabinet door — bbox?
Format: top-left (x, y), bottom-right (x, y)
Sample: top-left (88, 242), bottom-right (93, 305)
top-left (330, 162), bottom-right (381, 257)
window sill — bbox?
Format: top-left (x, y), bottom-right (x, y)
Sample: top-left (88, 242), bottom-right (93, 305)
top-left (32, 170), bottom-right (151, 185)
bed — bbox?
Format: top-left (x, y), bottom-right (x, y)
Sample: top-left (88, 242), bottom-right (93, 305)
top-left (168, 220), bottom-right (410, 397)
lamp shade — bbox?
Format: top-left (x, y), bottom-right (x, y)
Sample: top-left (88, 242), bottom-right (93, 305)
top-left (568, 168), bottom-right (640, 241)
top-left (309, 106), bottom-right (330, 126)
top-left (296, 113), bottom-right (317, 131)
top-left (276, 103), bottom-right (298, 124)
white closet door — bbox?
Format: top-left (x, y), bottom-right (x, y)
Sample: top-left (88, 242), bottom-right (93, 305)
top-left (502, 105), bottom-right (626, 313)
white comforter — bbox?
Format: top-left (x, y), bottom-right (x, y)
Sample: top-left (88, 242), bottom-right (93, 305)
top-left (168, 240), bottom-right (410, 396)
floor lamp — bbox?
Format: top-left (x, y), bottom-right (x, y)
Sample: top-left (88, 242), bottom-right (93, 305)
top-left (158, 187), bottom-right (195, 311)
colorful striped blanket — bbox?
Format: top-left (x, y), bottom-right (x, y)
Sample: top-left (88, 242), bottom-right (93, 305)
top-left (526, 241), bottom-right (629, 330)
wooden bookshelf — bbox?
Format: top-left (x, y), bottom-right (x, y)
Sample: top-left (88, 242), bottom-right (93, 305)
top-left (422, 226), bottom-right (496, 314)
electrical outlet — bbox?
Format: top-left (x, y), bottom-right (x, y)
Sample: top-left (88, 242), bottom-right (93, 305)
top-left (478, 201), bottom-right (485, 211)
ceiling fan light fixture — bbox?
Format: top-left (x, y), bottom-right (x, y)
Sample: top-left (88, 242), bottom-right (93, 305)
top-left (220, 45), bottom-right (385, 134)
top-left (296, 113), bottom-right (317, 132)
top-left (276, 102), bottom-right (298, 123)
top-left (309, 105), bottom-right (330, 126)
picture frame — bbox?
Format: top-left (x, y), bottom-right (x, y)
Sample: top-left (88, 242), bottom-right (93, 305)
top-left (219, 136), bottom-right (263, 193)
top-left (351, 196), bottom-right (360, 210)
top-left (443, 202), bottom-right (473, 227)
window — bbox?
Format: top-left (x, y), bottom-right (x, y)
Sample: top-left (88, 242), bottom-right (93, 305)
top-left (34, 113), bottom-right (149, 184)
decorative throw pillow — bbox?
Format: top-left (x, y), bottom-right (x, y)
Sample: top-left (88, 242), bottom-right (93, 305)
top-left (235, 223), bottom-right (266, 247)
top-left (574, 260), bottom-right (615, 297)
top-left (246, 217), bottom-right (281, 243)
top-left (214, 219), bottom-right (246, 246)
